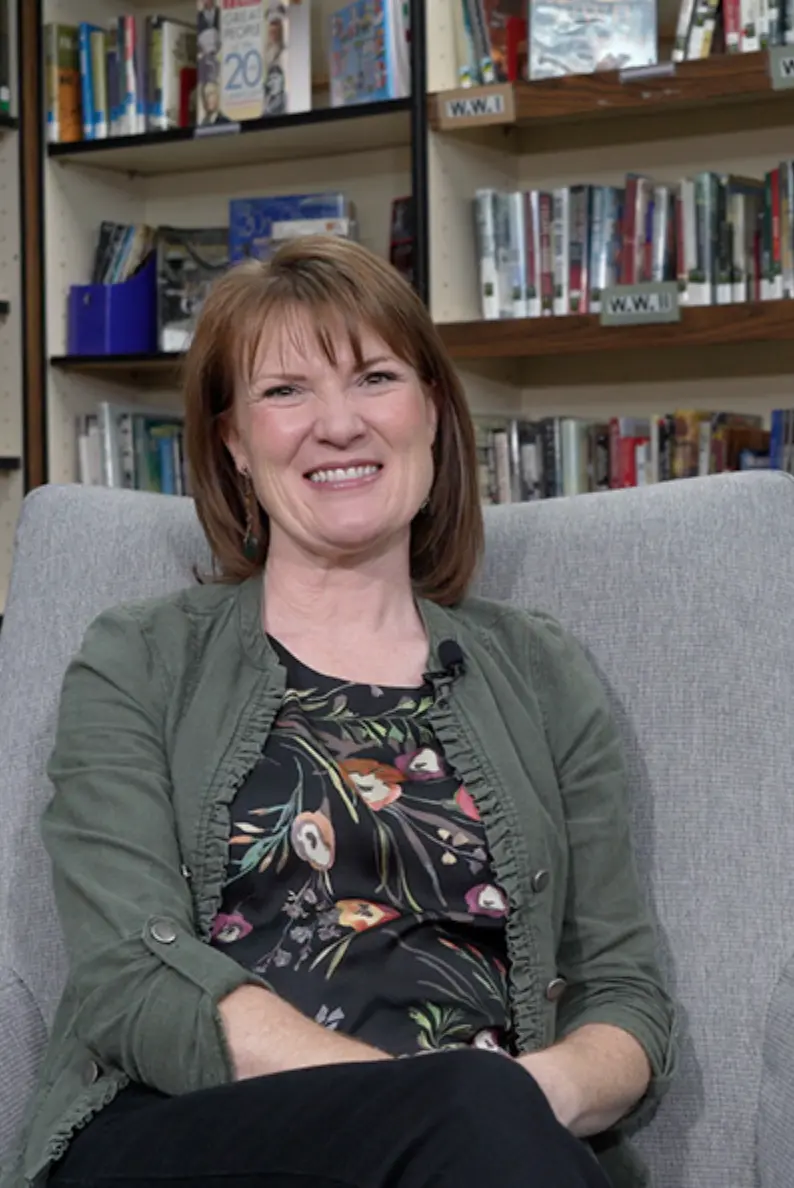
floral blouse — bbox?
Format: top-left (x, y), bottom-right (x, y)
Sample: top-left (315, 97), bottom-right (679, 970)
top-left (210, 638), bottom-right (512, 1056)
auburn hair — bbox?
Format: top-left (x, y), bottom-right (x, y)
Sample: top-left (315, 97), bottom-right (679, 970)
top-left (182, 234), bottom-right (483, 606)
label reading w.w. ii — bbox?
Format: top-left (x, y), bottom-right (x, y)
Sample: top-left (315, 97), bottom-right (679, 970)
top-left (769, 46), bottom-right (794, 91)
top-left (600, 282), bottom-right (680, 327)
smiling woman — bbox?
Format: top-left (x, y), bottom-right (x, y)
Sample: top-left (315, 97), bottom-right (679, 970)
top-left (182, 236), bottom-right (482, 607)
top-left (23, 236), bottom-right (676, 1188)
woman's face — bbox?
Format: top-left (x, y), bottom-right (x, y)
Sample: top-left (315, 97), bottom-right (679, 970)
top-left (225, 310), bottom-right (437, 564)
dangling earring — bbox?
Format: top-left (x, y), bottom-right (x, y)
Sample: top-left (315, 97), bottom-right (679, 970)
top-left (241, 471), bottom-right (260, 561)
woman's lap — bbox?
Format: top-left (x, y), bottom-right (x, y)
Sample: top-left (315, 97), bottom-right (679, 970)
top-left (49, 1051), bottom-right (609, 1188)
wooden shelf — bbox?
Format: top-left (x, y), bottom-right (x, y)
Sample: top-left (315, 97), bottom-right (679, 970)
top-left (50, 351), bottom-right (184, 385)
top-left (47, 98), bottom-right (411, 176)
top-left (436, 300), bottom-right (794, 362)
top-left (430, 52), bottom-right (794, 147)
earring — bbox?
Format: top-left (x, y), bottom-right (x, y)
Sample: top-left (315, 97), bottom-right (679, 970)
top-left (241, 471), bottom-right (260, 561)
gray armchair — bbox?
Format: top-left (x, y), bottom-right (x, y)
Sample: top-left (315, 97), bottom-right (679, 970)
top-left (2, 473), bottom-right (793, 1187)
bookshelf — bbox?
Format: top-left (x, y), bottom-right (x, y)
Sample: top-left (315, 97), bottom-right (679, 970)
top-left (0, 0), bottom-right (23, 612)
top-left (20, 0), bottom-right (794, 509)
top-left (424, 1), bottom-right (794, 421)
top-left (37, 0), bottom-right (416, 487)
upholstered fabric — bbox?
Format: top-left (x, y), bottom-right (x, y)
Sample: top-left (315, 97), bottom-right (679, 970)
top-left (1, 473), bottom-right (793, 1188)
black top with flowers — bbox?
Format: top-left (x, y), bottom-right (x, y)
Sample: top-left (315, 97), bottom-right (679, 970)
top-left (211, 639), bottom-right (512, 1056)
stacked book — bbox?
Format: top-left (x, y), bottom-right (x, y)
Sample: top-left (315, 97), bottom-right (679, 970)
top-left (474, 164), bottom-right (794, 319)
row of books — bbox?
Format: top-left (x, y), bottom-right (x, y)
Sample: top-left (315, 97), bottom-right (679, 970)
top-left (83, 192), bottom-right (413, 354)
top-left (474, 164), bottom-right (794, 320)
top-left (453, 0), bottom-right (794, 89)
top-left (475, 409), bottom-right (777, 503)
top-left (76, 402), bottom-right (189, 494)
top-left (673, 0), bottom-right (794, 58)
top-left (45, 1), bottom-right (411, 145)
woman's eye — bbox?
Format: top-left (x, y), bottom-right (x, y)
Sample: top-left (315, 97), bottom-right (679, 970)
top-left (262, 385), bottom-right (297, 399)
top-left (362, 370), bottom-right (398, 387)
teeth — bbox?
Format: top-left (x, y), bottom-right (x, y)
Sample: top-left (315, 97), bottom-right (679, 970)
top-left (309, 465), bottom-right (379, 484)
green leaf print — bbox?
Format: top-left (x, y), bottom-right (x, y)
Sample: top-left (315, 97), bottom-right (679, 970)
top-left (409, 1003), bottom-right (472, 1051)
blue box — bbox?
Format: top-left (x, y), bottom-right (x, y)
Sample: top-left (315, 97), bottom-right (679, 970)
top-left (67, 253), bottom-right (158, 355)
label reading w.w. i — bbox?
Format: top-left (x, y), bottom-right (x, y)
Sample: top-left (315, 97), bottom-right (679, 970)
top-left (769, 46), bottom-right (794, 91)
top-left (438, 84), bottom-right (514, 129)
top-left (600, 282), bottom-right (680, 326)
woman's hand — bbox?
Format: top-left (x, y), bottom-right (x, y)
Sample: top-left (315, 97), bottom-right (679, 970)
top-left (516, 1023), bottom-right (652, 1137)
top-left (219, 984), bottom-right (393, 1080)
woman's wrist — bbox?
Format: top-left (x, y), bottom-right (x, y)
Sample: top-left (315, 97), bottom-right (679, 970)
top-left (515, 1049), bottom-right (582, 1131)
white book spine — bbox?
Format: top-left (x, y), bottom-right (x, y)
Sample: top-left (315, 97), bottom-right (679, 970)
top-left (552, 187), bottom-right (570, 317)
top-left (508, 191), bottom-right (528, 318)
top-left (474, 190), bottom-right (500, 320)
top-left (526, 191), bottom-right (542, 319)
top-left (672, 0), bottom-right (698, 59)
top-left (741, 0), bottom-right (760, 49)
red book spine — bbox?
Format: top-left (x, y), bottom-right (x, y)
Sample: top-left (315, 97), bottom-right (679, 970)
top-left (621, 176), bottom-right (639, 284)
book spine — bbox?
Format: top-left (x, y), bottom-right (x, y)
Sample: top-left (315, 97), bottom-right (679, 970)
top-left (588, 185), bottom-right (606, 313)
top-left (90, 30), bottom-right (108, 139)
top-left (568, 185), bottom-right (589, 313)
top-left (508, 190), bottom-right (528, 318)
top-left (525, 191), bottom-right (541, 319)
top-left (552, 187), bottom-right (570, 315)
top-left (474, 190), bottom-right (499, 320)
top-left (741, 0), bottom-right (761, 49)
top-left (78, 23), bottom-right (94, 139)
top-left (672, 0), bottom-right (699, 59)
top-left (724, 0), bottom-right (743, 47)
top-left (538, 192), bottom-right (554, 316)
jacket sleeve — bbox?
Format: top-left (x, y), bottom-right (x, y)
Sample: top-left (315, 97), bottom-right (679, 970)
top-left (44, 605), bottom-right (264, 1096)
top-left (527, 614), bottom-right (677, 1130)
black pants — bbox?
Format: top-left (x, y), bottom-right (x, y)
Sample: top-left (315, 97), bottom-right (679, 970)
top-left (50, 1051), bottom-right (610, 1188)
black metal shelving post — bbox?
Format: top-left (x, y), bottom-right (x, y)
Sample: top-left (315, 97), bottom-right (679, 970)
top-left (408, 0), bottom-right (429, 307)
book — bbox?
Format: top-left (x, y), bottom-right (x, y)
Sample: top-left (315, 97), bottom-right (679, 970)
top-left (156, 226), bottom-right (230, 352)
top-left (229, 192), bottom-right (349, 262)
top-left (329, 0), bottom-right (410, 107)
top-left (528, 0), bottom-right (657, 80)
top-left (44, 23), bottom-right (81, 143)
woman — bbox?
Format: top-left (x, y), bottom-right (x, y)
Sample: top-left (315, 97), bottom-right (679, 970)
top-left (7, 238), bottom-right (675, 1188)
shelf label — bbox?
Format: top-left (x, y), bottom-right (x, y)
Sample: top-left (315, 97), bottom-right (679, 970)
top-left (769, 46), bottom-right (794, 91)
top-left (600, 282), bottom-right (680, 326)
top-left (436, 84), bottom-right (515, 130)
top-left (619, 61), bottom-right (676, 84)
top-left (194, 121), bottom-right (242, 139)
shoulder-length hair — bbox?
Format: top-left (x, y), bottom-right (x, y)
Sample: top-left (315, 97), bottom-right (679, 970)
top-left (182, 234), bottom-right (483, 606)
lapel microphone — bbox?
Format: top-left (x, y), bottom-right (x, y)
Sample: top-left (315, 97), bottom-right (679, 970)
top-left (424, 640), bottom-right (466, 695)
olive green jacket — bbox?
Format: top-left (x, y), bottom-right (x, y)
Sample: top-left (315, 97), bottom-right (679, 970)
top-left (3, 577), bottom-right (676, 1188)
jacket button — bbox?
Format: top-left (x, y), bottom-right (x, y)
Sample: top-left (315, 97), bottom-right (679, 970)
top-left (531, 869), bottom-right (550, 892)
top-left (545, 977), bottom-right (567, 1002)
top-left (149, 918), bottom-right (178, 945)
top-left (83, 1059), bottom-right (101, 1086)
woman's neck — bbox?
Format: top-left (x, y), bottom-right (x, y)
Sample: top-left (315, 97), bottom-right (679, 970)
top-left (261, 535), bottom-right (428, 685)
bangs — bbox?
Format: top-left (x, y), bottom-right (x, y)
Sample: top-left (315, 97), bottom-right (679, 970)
top-left (231, 269), bottom-right (426, 395)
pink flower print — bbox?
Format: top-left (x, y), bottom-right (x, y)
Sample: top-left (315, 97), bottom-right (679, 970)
top-left (465, 883), bottom-right (508, 918)
top-left (340, 759), bottom-right (404, 811)
top-left (211, 912), bottom-right (253, 944)
top-left (395, 747), bottom-right (447, 780)
top-left (454, 785), bottom-right (480, 821)
top-left (472, 1029), bottom-right (506, 1054)
top-left (291, 811), bottom-right (336, 870)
